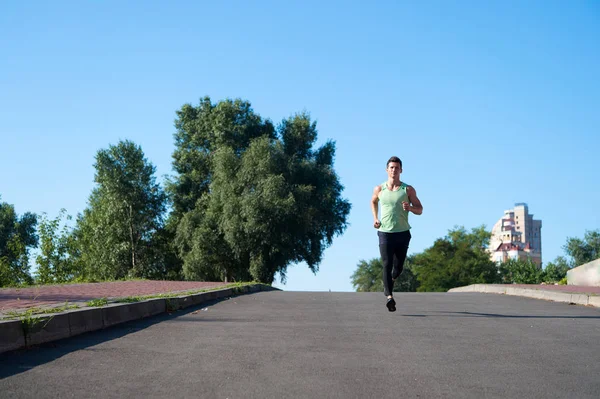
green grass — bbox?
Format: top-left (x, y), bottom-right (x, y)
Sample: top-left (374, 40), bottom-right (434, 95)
top-left (2, 302), bottom-right (80, 321)
top-left (115, 296), bottom-right (144, 303)
top-left (111, 281), bottom-right (261, 303)
top-left (86, 297), bottom-right (109, 307)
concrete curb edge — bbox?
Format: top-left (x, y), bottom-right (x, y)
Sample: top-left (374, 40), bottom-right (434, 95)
top-left (0, 283), bottom-right (277, 355)
top-left (448, 284), bottom-right (600, 308)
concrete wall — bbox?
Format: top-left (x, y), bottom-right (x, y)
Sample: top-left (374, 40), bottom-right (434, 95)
top-left (567, 258), bottom-right (600, 286)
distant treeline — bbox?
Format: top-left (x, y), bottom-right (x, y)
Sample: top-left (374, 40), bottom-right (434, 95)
top-left (351, 226), bottom-right (600, 292)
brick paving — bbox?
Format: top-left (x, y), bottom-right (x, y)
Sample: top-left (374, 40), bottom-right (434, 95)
top-left (0, 281), bottom-right (228, 312)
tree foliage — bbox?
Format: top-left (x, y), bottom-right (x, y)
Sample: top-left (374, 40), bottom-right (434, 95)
top-left (351, 226), bottom-right (497, 293)
top-left (74, 140), bottom-right (167, 280)
top-left (35, 209), bottom-right (78, 284)
top-left (411, 226), bottom-right (499, 292)
top-left (563, 229), bottom-right (600, 267)
top-left (498, 258), bottom-right (543, 284)
top-left (167, 97), bottom-right (276, 219)
top-left (0, 196), bottom-right (38, 286)
top-left (351, 256), bottom-right (418, 293)
top-left (351, 224), bottom-right (587, 292)
top-left (170, 97), bottom-right (351, 284)
top-left (542, 256), bottom-right (571, 283)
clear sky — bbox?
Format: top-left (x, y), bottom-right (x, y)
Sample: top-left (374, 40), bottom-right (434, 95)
top-left (1, 1), bottom-right (598, 292)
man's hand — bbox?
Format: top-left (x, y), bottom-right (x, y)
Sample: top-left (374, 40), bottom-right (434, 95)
top-left (374, 219), bottom-right (381, 229)
top-left (402, 201), bottom-right (410, 212)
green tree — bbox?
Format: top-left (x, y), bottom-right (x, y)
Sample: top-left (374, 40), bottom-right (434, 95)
top-left (75, 140), bottom-right (167, 280)
top-left (498, 258), bottom-right (543, 284)
top-left (148, 222), bottom-right (184, 280)
top-left (564, 229), bottom-right (600, 267)
top-left (542, 256), bottom-right (571, 283)
top-left (351, 258), bottom-right (383, 292)
top-left (167, 97), bottom-right (276, 219)
top-left (170, 97), bottom-right (351, 284)
top-left (412, 226), bottom-right (499, 292)
top-left (351, 256), bottom-right (418, 293)
top-left (35, 209), bottom-right (78, 284)
top-left (447, 225), bottom-right (491, 250)
top-left (0, 196), bottom-right (38, 286)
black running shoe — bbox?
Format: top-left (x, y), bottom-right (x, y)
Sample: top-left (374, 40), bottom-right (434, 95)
top-left (386, 297), bottom-right (396, 312)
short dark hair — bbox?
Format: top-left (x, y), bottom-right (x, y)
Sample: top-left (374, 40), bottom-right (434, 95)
top-left (386, 156), bottom-right (402, 168)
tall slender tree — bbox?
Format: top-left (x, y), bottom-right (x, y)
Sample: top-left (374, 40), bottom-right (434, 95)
top-left (74, 140), bottom-right (167, 280)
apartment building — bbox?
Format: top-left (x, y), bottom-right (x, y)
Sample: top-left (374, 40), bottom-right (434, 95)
top-left (489, 203), bottom-right (542, 267)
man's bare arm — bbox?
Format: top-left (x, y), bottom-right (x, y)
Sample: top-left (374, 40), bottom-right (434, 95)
top-left (371, 185), bottom-right (382, 228)
top-left (405, 186), bottom-right (423, 215)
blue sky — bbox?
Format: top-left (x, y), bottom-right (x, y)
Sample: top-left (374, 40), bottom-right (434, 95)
top-left (1, 1), bottom-right (598, 292)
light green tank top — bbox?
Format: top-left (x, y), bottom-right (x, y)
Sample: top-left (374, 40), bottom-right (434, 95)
top-left (378, 181), bottom-right (411, 233)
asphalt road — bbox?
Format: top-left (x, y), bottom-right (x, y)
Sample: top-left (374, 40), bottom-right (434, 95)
top-left (1, 291), bottom-right (599, 398)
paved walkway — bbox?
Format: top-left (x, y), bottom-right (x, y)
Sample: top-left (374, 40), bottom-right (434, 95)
top-left (449, 284), bottom-right (600, 307)
top-left (0, 281), bottom-right (228, 312)
top-left (2, 292), bottom-right (599, 398)
top-left (499, 284), bottom-right (600, 294)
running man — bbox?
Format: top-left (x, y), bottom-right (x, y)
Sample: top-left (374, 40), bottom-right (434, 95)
top-left (371, 156), bottom-right (423, 312)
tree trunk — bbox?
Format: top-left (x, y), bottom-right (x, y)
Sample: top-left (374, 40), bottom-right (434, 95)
top-left (128, 204), bottom-right (136, 273)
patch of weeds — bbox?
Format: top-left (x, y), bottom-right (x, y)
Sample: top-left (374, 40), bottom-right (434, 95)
top-left (116, 296), bottom-right (143, 303)
top-left (165, 298), bottom-right (176, 312)
top-left (116, 282), bottom-right (260, 302)
top-left (2, 302), bottom-right (79, 321)
top-left (87, 297), bottom-right (109, 307)
top-left (559, 277), bottom-right (568, 285)
top-left (21, 313), bottom-right (51, 337)
top-left (2, 302), bottom-right (80, 338)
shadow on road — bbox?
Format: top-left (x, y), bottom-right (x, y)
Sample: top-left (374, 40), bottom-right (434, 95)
top-left (0, 295), bottom-right (241, 380)
top-left (401, 311), bottom-right (600, 319)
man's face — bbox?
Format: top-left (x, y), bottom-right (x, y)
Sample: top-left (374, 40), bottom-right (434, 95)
top-left (387, 162), bottom-right (402, 178)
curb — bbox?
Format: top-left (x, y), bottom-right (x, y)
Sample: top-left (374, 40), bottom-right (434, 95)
top-left (448, 284), bottom-right (600, 307)
top-left (0, 283), bottom-right (276, 354)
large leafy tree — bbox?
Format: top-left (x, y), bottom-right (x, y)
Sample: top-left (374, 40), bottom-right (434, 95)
top-left (564, 229), bottom-right (600, 267)
top-left (0, 196), bottom-right (38, 286)
top-left (170, 97), bottom-right (350, 284)
top-left (74, 140), bottom-right (167, 280)
top-left (412, 226), bottom-right (500, 292)
top-left (351, 256), bottom-right (418, 293)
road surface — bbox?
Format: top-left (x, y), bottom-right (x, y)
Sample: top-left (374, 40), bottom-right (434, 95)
top-left (1, 291), bottom-right (599, 398)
